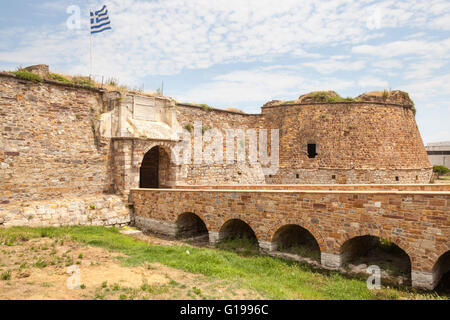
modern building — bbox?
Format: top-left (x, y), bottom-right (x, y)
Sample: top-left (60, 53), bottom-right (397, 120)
top-left (426, 141), bottom-right (450, 167)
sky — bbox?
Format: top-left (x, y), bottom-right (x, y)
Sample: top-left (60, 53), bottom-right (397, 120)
top-left (0, 0), bottom-right (449, 144)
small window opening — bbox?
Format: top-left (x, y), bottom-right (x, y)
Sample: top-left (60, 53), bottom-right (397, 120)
top-left (395, 176), bottom-right (399, 182)
top-left (332, 175), bottom-right (336, 180)
top-left (269, 174), bottom-right (272, 178)
top-left (307, 144), bottom-right (317, 158)
top-left (296, 174), bottom-right (299, 179)
top-left (415, 175), bottom-right (418, 181)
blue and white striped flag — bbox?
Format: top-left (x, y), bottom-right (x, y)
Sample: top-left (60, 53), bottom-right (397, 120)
top-left (90, 5), bottom-right (112, 34)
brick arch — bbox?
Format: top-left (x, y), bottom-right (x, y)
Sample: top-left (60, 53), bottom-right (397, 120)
top-left (336, 229), bottom-right (414, 266)
top-left (218, 216), bottom-right (259, 241)
top-left (135, 141), bottom-right (179, 189)
top-left (175, 211), bottom-right (209, 238)
top-left (268, 219), bottom-right (325, 251)
top-left (135, 141), bottom-right (178, 169)
top-left (430, 245), bottom-right (450, 273)
top-left (174, 210), bottom-right (212, 233)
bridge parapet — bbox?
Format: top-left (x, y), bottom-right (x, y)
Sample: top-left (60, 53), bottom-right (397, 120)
top-left (130, 187), bottom-right (450, 290)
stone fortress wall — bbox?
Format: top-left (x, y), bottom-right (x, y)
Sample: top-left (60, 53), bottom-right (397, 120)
top-left (0, 72), bottom-right (128, 226)
top-left (261, 102), bottom-right (431, 184)
top-left (1, 65), bottom-right (448, 291)
top-left (0, 65), bottom-right (434, 239)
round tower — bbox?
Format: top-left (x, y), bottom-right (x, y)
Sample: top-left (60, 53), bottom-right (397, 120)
top-left (261, 90), bottom-right (432, 184)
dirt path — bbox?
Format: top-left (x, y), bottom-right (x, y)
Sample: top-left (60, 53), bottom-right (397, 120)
top-left (0, 236), bottom-right (259, 300)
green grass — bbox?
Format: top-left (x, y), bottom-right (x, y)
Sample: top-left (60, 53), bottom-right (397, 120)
top-left (199, 104), bottom-right (213, 110)
top-left (1, 270), bottom-right (11, 281)
top-left (71, 76), bottom-right (95, 87)
top-left (11, 71), bottom-right (43, 82)
top-left (279, 245), bottom-right (321, 262)
top-left (0, 226), bottom-right (447, 300)
top-left (48, 73), bottom-right (71, 83)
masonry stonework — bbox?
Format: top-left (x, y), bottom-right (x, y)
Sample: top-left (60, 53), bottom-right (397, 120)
top-left (0, 73), bottom-right (128, 226)
top-left (0, 68), bottom-right (446, 290)
top-left (130, 187), bottom-right (450, 290)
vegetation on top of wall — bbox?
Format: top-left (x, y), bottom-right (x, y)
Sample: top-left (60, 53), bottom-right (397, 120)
top-left (280, 100), bottom-right (296, 104)
top-left (398, 90), bottom-right (416, 115)
top-left (279, 91), bottom-right (356, 105)
top-left (411, 103), bottom-right (416, 116)
top-left (199, 104), bottom-right (213, 111)
top-left (71, 76), bottom-right (95, 87)
top-left (310, 91), bottom-right (355, 102)
top-left (5, 66), bottom-right (159, 96)
top-left (11, 70), bottom-right (43, 82)
top-left (225, 107), bottom-right (245, 113)
top-left (48, 73), bottom-right (71, 83)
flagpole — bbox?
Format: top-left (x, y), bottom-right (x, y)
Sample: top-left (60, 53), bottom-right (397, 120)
top-left (89, 9), bottom-right (93, 79)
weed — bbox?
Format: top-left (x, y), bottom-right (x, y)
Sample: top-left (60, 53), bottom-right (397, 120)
top-left (48, 73), bottom-right (70, 83)
top-left (201, 125), bottom-right (212, 135)
top-left (34, 258), bottom-right (48, 268)
top-left (192, 286), bottom-right (202, 295)
top-left (72, 76), bottom-right (94, 87)
top-left (11, 70), bottom-right (43, 82)
top-left (199, 104), bottom-right (213, 111)
top-left (1, 270), bottom-right (11, 281)
top-left (184, 124), bottom-right (193, 132)
top-left (1, 226), bottom-right (447, 300)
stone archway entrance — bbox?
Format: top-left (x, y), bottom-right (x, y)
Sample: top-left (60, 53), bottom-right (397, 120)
top-left (139, 146), bottom-right (171, 188)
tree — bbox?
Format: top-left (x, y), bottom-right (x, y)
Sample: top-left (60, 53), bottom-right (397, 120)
top-left (433, 165), bottom-right (450, 177)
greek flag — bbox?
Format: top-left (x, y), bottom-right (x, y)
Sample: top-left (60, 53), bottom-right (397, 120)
top-left (90, 5), bottom-right (112, 34)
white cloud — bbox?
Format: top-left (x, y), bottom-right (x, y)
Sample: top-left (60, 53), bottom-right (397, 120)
top-left (371, 59), bottom-right (404, 70)
top-left (357, 77), bottom-right (389, 88)
top-left (0, 0), bottom-right (448, 81)
top-left (352, 38), bottom-right (450, 58)
top-left (403, 60), bottom-right (447, 79)
top-left (302, 58), bottom-right (366, 74)
top-left (400, 74), bottom-right (450, 99)
top-left (175, 66), bottom-right (358, 109)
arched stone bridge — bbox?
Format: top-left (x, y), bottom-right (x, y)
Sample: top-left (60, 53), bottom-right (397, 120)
top-left (129, 185), bottom-right (450, 290)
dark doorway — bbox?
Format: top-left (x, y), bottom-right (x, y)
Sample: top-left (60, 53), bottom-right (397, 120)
top-left (434, 251), bottom-right (450, 294)
top-left (272, 224), bottom-right (321, 261)
top-left (340, 235), bottom-right (411, 282)
top-left (176, 212), bottom-right (209, 240)
top-left (307, 144), bottom-right (317, 158)
top-left (140, 146), bottom-right (166, 188)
